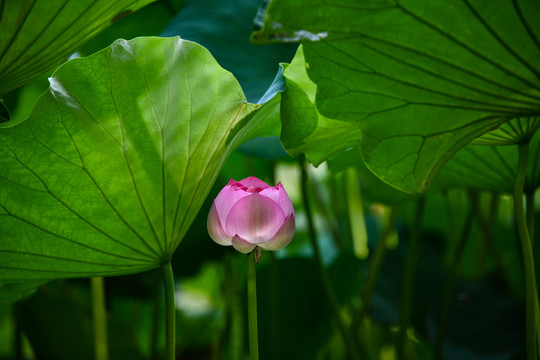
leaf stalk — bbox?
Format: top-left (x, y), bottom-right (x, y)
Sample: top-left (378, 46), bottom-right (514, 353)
top-left (162, 261), bottom-right (176, 360)
top-left (300, 158), bottom-right (360, 360)
top-left (397, 197), bottom-right (425, 359)
top-left (91, 277), bottom-right (108, 360)
top-left (513, 141), bottom-right (537, 360)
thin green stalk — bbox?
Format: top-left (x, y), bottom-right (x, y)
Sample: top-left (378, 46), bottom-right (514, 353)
top-left (162, 261), bottom-right (176, 360)
top-left (434, 192), bottom-right (478, 360)
top-left (311, 172), bottom-right (342, 248)
top-left (361, 207), bottom-right (399, 318)
top-left (513, 142), bottom-right (537, 360)
top-left (354, 207), bottom-right (398, 357)
top-left (91, 277), bottom-right (108, 360)
top-left (525, 189), bottom-right (539, 356)
top-left (345, 167), bottom-right (369, 259)
top-left (397, 197), bottom-right (426, 359)
top-left (474, 193), bottom-right (519, 298)
top-left (247, 250), bottom-right (259, 360)
top-left (474, 195), bottom-right (501, 274)
top-left (300, 158), bottom-right (360, 360)
top-left (526, 190), bottom-right (535, 243)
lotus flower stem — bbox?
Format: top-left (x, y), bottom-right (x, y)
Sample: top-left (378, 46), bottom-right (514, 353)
top-left (397, 197), bottom-right (425, 359)
top-left (513, 141), bottom-right (537, 360)
top-left (247, 249), bottom-right (260, 360)
top-left (91, 277), bottom-right (108, 360)
top-left (162, 261), bottom-right (176, 360)
top-left (300, 159), bottom-right (360, 360)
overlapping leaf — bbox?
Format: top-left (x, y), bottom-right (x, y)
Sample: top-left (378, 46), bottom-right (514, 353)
top-left (435, 128), bottom-right (540, 193)
top-left (281, 46), bottom-right (363, 165)
top-left (0, 37), bottom-right (273, 281)
top-left (0, 0), bottom-right (155, 95)
top-left (254, 0), bottom-right (540, 193)
top-left (161, 0), bottom-right (296, 103)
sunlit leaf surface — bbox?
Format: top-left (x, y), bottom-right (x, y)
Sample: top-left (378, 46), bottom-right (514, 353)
top-left (0, 0), bottom-right (155, 94)
top-left (281, 45), bottom-right (362, 165)
top-left (0, 37), bottom-right (271, 281)
top-left (254, 0), bottom-right (540, 193)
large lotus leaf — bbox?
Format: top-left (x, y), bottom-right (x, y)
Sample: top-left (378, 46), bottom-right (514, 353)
top-left (0, 0), bottom-right (155, 95)
top-left (434, 126), bottom-right (540, 193)
top-left (0, 37), bottom-right (273, 282)
top-left (281, 45), bottom-right (363, 165)
top-left (281, 46), bottom-right (409, 203)
top-left (160, 0), bottom-right (297, 160)
top-left (254, 0), bottom-right (540, 193)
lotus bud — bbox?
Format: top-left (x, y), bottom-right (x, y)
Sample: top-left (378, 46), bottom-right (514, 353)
top-left (207, 176), bottom-right (295, 258)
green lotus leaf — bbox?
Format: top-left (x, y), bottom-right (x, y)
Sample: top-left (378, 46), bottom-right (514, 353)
top-left (0, 0), bottom-right (155, 95)
top-left (435, 128), bottom-right (540, 193)
top-left (254, 0), bottom-right (540, 193)
top-left (281, 45), bottom-right (363, 165)
top-left (0, 37), bottom-right (275, 281)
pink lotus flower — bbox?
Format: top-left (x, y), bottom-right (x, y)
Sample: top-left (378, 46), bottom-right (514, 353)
top-left (207, 176), bottom-right (295, 254)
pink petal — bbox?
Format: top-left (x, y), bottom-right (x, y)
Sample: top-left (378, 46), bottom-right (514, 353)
top-left (238, 176), bottom-right (272, 190)
top-left (231, 235), bottom-right (257, 254)
top-left (226, 193), bottom-right (285, 243)
top-left (214, 183), bottom-right (251, 233)
top-left (258, 214), bottom-right (295, 251)
top-left (207, 202), bottom-right (232, 246)
top-left (260, 182), bottom-right (295, 218)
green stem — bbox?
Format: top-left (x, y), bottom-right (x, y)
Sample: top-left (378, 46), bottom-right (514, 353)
top-left (513, 142), bottom-right (537, 360)
top-left (526, 190), bottom-right (535, 244)
top-left (247, 250), bottom-right (259, 360)
top-left (91, 277), bottom-right (108, 360)
top-left (162, 261), bottom-right (176, 360)
top-left (354, 207), bottom-right (398, 356)
top-left (525, 189), bottom-right (540, 356)
top-left (434, 192), bottom-right (478, 360)
top-left (361, 207), bottom-right (399, 318)
top-left (300, 158), bottom-right (360, 360)
top-left (397, 197), bottom-right (426, 359)
top-left (345, 167), bottom-right (369, 259)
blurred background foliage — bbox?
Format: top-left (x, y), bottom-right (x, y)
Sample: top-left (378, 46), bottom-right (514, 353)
top-left (0, 0), bottom-right (539, 359)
